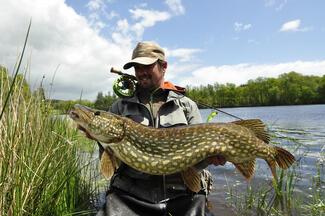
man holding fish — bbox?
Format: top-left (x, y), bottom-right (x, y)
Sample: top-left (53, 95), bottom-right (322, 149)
top-left (70, 41), bottom-right (295, 216)
top-left (99, 41), bottom-right (226, 216)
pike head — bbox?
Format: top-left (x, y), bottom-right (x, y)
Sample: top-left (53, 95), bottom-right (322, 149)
top-left (69, 104), bottom-right (125, 143)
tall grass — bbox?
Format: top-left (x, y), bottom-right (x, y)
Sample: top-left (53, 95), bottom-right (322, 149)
top-left (0, 51), bottom-right (98, 216)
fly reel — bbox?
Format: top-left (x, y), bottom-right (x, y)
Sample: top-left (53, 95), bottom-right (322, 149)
top-left (111, 67), bottom-right (137, 98)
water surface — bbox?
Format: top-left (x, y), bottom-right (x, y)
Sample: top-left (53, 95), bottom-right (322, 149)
top-left (201, 105), bottom-right (325, 215)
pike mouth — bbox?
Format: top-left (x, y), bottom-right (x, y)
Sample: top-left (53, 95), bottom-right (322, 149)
top-left (69, 110), bottom-right (79, 120)
top-left (77, 124), bottom-right (86, 132)
top-left (77, 122), bottom-right (96, 140)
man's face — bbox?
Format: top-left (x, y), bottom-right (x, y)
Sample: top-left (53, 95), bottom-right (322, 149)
top-left (134, 61), bottom-right (166, 90)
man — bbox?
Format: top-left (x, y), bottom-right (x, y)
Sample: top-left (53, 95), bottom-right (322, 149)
top-left (100, 41), bottom-right (226, 216)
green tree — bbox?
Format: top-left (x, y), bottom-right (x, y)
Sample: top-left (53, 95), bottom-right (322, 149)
top-left (317, 75), bottom-right (325, 103)
top-left (187, 71), bottom-right (324, 107)
top-left (94, 91), bottom-right (118, 110)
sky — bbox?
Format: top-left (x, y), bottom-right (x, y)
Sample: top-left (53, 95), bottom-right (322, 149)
top-left (1, 0), bottom-right (325, 100)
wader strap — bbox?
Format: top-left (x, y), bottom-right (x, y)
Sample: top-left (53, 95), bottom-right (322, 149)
top-left (163, 175), bottom-right (167, 200)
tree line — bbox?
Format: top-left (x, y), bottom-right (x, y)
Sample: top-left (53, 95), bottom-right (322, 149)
top-left (186, 71), bottom-right (325, 108)
top-left (91, 71), bottom-right (325, 110)
top-left (2, 65), bottom-right (324, 113)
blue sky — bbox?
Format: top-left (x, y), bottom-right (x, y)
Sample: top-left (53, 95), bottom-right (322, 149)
top-left (1, 0), bottom-right (325, 100)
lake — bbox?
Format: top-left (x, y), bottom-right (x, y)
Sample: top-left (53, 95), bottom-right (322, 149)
top-left (200, 104), bottom-right (325, 215)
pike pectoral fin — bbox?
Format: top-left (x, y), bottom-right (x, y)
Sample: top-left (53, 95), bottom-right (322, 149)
top-left (233, 159), bottom-right (256, 180)
top-left (100, 150), bottom-right (120, 179)
top-left (181, 167), bottom-right (202, 193)
top-left (232, 119), bottom-right (270, 144)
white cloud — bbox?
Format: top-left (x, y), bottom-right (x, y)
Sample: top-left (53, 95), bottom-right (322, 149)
top-left (129, 8), bottom-right (171, 38)
top-left (105, 11), bottom-right (118, 20)
top-left (111, 19), bottom-right (133, 47)
top-left (110, 7), bottom-right (171, 46)
top-left (86, 0), bottom-right (104, 11)
top-left (264, 0), bottom-right (287, 11)
top-left (178, 60), bottom-right (325, 87)
top-left (280, 19), bottom-right (300, 32)
top-left (165, 0), bottom-right (185, 15)
top-left (0, 0), bottom-right (185, 100)
top-left (279, 19), bottom-right (312, 32)
top-left (86, 0), bottom-right (109, 32)
top-left (165, 63), bottom-right (200, 80)
top-left (116, 19), bottom-right (130, 34)
top-left (166, 48), bottom-right (202, 62)
top-left (276, 0), bottom-right (288, 11)
top-left (0, 0), bottom-right (129, 100)
top-left (234, 22), bottom-right (252, 32)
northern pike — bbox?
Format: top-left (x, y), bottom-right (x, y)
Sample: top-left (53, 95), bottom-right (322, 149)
top-left (69, 104), bottom-right (295, 192)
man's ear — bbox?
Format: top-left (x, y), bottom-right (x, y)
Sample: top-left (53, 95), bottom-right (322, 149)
top-left (162, 61), bottom-right (167, 73)
top-left (163, 61), bottom-right (168, 69)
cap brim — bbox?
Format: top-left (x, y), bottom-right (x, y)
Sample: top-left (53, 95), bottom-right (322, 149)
top-left (123, 57), bottom-right (158, 69)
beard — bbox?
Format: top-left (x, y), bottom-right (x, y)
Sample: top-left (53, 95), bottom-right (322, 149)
top-left (136, 75), bottom-right (161, 91)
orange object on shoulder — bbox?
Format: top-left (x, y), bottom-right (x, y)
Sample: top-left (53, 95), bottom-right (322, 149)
top-left (161, 81), bottom-right (186, 94)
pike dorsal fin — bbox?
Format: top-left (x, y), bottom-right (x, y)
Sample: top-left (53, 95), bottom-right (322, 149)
top-left (233, 159), bottom-right (256, 180)
top-left (100, 149), bottom-right (120, 180)
top-left (232, 119), bottom-right (270, 144)
top-left (181, 167), bottom-right (202, 193)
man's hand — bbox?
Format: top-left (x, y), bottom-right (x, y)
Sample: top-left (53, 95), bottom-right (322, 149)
top-left (207, 155), bottom-right (227, 166)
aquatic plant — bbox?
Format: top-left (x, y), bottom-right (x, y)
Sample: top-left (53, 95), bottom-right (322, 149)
top-left (0, 23), bottom-right (99, 215)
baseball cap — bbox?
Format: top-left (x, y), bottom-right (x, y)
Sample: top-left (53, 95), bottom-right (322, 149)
top-left (123, 41), bottom-right (165, 70)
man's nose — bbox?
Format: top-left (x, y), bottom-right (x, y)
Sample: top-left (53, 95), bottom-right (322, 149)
top-left (136, 68), bottom-right (148, 76)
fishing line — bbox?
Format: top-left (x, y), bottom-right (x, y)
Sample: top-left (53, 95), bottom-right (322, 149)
top-left (196, 102), bottom-right (243, 120)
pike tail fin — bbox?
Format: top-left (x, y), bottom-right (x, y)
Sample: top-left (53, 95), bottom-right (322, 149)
top-left (274, 146), bottom-right (295, 169)
top-left (232, 119), bottom-right (270, 144)
top-left (266, 146), bottom-right (295, 179)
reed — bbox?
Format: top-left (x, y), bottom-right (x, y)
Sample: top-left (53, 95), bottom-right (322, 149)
top-left (301, 163), bottom-right (325, 215)
top-left (0, 61), bottom-right (98, 215)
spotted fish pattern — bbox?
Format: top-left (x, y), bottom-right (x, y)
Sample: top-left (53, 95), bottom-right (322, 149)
top-left (69, 104), bottom-right (295, 192)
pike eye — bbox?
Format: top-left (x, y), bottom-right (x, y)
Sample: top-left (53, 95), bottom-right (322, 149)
top-left (94, 111), bottom-right (100, 116)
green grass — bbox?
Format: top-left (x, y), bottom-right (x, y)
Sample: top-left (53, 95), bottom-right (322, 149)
top-left (1, 56), bottom-right (99, 215)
